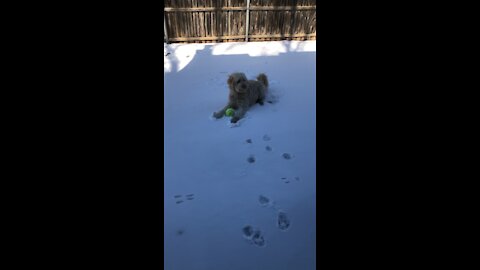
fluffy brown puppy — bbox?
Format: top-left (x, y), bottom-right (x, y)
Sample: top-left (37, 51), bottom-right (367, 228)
top-left (213, 72), bottom-right (269, 123)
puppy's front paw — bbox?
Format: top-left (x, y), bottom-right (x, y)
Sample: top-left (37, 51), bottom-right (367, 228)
top-left (213, 112), bottom-right (224, 119)
top-left (231, 117), bottom-right (240, 123)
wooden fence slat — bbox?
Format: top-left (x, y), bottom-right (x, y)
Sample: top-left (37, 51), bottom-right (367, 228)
top-left (245, 0), bottom-right (250, 42)
top-left (164, 14), bottom-right (169, 43)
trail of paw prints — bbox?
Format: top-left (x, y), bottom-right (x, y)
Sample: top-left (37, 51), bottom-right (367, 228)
top-left (258, 195), bottom-right (273, 207)
top-left (242, 225), bottom-right (266, 247)
top-left (281, 177), bottom-right (289, 183)
top-left (277, 212), bottom-right (291, 231)
top-left (260, 134), bottom-right (297, 159)
top-left (173, 194), bottom-right (195, 204)
top-left (238, 140), bottom-right (255, 177)
top-left (258, 195), bottom-right (278, 211)
top-left (262, 134), bottom-right (273, 152)
top-left (258, 195), bottom-right (291, 231)
top-left (244, 135), bottom-right (272, 164)
top-left (280, 176), bottom-right (300, 184)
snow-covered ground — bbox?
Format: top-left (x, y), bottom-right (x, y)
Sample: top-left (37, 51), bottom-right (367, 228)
top-left (164, 40), bottom-right (316, 270)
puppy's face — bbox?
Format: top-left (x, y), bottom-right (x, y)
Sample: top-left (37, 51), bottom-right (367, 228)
top-left (228, 73), bottom-right (248, 93)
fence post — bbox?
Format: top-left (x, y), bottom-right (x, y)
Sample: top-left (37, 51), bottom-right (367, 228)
top-left (164, 13), bottom-right (169, 43)
top-left (245, 0), bottom-right (250, 42)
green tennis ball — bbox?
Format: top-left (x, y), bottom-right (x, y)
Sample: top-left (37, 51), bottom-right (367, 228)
top-left (225, 108), bottom-right (234, 117)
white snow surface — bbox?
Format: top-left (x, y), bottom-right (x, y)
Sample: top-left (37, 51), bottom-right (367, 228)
top-left (164, 40), bottom-right (316, 270)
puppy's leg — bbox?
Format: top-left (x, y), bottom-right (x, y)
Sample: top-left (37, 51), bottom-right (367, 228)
top-left (256, 74), bottom-right (268, 106)
top-left (257, 90), bottom-right (266, 106)
top-left (257, 98), bottom-right (264, 106)
top-left (231, 107), bottom-right (247, 123)
top-left (213, 103), bottom-right (232, 119)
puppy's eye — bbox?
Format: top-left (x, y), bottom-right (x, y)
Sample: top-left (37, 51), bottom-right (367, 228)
top-left (236, 80), bottom-right (240, 83)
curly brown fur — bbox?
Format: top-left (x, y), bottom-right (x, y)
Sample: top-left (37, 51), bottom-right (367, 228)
top-left (213, 72), bottom-right (269, 123)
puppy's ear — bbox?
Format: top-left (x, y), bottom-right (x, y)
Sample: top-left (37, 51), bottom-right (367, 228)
top-left (227, 75), bottom-right (234, 88)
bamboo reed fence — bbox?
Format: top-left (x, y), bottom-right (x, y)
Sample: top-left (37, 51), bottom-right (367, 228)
top-left (164, 0), bottom-right (316, 43)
